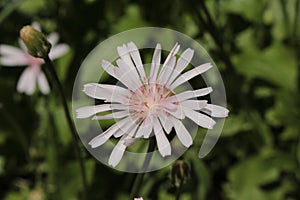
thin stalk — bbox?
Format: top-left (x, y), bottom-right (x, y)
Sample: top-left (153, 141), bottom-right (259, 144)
top-left (175, 182), bottom-right (183, 200)
top-left (280, 0), bottom-right (289, 34)
top-left (43, 55), bottom-right (87, 199)
top-left (293, 0), bottom-right (300, 91)
top-left (130, 138), bottom-right (156, 199)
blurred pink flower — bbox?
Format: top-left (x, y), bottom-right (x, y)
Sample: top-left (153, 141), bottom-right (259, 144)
top-left (0, 22), bottom-right (69, 95)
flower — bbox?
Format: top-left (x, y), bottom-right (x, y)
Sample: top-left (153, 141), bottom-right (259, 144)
top-left (134, 198), bottom-right (143, 200)
top-left (0, 22), bottom-right (69, 95)
top-left (19, 25), bottom-right (51, 58)
top-left (76, 42), bottom-right (229, 167)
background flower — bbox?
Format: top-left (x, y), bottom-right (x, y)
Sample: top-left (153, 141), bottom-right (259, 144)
top-left (0, 22), bottom-right (69, 95)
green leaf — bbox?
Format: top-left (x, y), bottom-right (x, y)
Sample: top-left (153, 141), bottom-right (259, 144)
top-left (233, 41), bottom-right (297, 90)
top-left (18, 0), bottom-right (46, 15)
top-left (224, 0), bottom-right (267, 22)
top-left (221, 111), bottom-right (252, 137)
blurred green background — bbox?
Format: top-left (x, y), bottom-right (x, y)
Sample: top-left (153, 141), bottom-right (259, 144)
top-left (0, 0), bottom-right (300, 199)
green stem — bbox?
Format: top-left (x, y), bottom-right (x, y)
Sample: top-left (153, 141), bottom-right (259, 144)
top-left (43, 55), bottom-right (87, 199)
top-left (130, 138), bottom-right (156, 199)
top-left (293, 0), bottom-right (300, 91)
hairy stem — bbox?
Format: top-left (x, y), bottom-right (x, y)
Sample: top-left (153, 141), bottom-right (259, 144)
top-left (130, 138), bottom-right (156, 199)
top-left (43, 56), bottom-right (87, 199)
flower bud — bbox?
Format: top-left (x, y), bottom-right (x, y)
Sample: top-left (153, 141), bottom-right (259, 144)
top-left (19, 25), bottom-right (51, 59)
top-left (170, 160), bottom-right (190, 188)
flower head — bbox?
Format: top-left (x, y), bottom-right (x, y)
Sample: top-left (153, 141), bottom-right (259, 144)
top-left (19, 25), bottom-right (51, 58)
top-left (76, 42), bottom-right (229, 167)
top-left (0, 22), bottom-right (69, 95)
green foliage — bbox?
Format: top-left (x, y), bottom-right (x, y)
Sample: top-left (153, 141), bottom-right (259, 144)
top-left (0, 0), bottom-right (300, 199)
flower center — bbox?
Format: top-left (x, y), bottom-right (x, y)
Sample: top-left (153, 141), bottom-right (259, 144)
top-left (129, 83), bottom-right (173, 118)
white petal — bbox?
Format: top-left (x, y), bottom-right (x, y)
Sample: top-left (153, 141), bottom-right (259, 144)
top-left (76, 104), bottom-right (112, 118)
top-left (0, 45), bottom-right (28, 66)
top-left (123, 137), bottom-right (140, 146)
top-left (17, 67), bottom-right (37, 95)
top-left (88, 118), bottom-right (130, 148)
top-left (83, 83), bottom-right (129, 103)
top-left (116, 58), bottom-right (142, 87)
top-left (31, 22), bottom-right (41, 31)
top-left (37, 71), bottom-right (50, 94)
top-left (167, 48), bottom-right (194, 85)
top-left (102, 60), bottom-right (140, 91)
top-left (201, 104), bottom-right (229, 118)
top-left (167, 87), bottom-right (213, 102)
top-left (92, 110), bottom-right (129, 120)
top-left (108, 140), bottom-right (126, 167)
top-left (157, 111), bottom-right (173, 134)
top-left (153, 117), bottom-right (171, 157)
top-left (184, 109), bottom-right (216, 129)
top-left (49, 44), bottom-right (69, 60)
top-left (135, 116), bottom-right (153, 138)
top-left (47, 32), bottom-right (59, 45)
top-left (0, 44), bottom-right (25, 57)
top-left (170, 116), bottom-right (193, 147)
top-left (180, 100), bottom-right (207, 110)
top-left (157, 56), bottom-right (176, 85)
top-left (113, 118), bottom-right (138, 138)
top-left (149, 43), bottom-right (161, 83)
top-left (169, 63), bottom-right (212, 90)
top-left (127, 42), bottom-right (146, 81)
top-left (102, 60), bottom-right (119, 78)
top-left (163, 43), bottom-right (180, 68)
top-left (0, 56), bottom-right (29, 66)
top-left (157, 43), bottom-right (180, 84)
top-left (163, 104), bottom-right (185, 119)
top-left (117, 44), bottom-right (136, 72)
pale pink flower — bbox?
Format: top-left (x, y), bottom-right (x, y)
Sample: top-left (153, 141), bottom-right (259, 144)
top-left (0, 22), bottom-right (69, 95)
top-left (76, 42), bottom-right (229, 167)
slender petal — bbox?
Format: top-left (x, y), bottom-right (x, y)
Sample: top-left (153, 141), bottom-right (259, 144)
top-left (157, 43), bottom-right (180, 84)
top-left (108, 134), bottom-right (133, 167)
top-left (116, 58), bottom-right (142, 87)
top-left (180, 100), bottom-right (207, 110)
top-left (201, 104), bottom-right (229, 118)
top-left (157, 111), bottom-right (173, 134)
top-left (163, 104), bottom-right (185, 119)
top-left (117, 44), bottom-right (136, 73)
top-left (108, 139), bottom-right (126, 167)
top-left (135, 116), bottom-right (153, 138)
top-left (184, 109), bottom-right (216, 129)
top-left (49, 44), bottom-right (69, 60)
top-left (92, 110), bottom-right (129, 120)
top-left (167, 87), bottom-right (213, 102)
top-left (167, 48), bottom-right (194, 85)
top-left (17, 67), bottom-right (37, 95)
top-left (0, 44), bottom-right (25, 57)
top-left (76, 104), bottom-right (113, 118)
top-left (31, 21), bottom-right (41, 31)
top-left (47, 32), bottom-right (59, 45)
top-left (113, 117), bottom-right (138, 137)
top-left (149, 43), bottom-right (161, 83)
top-left (157, 56), bottom-right (176, 85)
top-left (83, 83), bottom-right (130, 103)
top-left (169, 63), bottom-right (212, 90)
top-left (102, 60), bottom-right (140, 91)
top-left (37, 71), bottom-right (50, 94)
top-left (153, 117), bottom-right (171, 157)
top-left (88, 118), bottom-right (130, 148)
top-left (127, 42), bottom-right (147, 81)
top-left (170, 116), bottom-right (193, 148)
